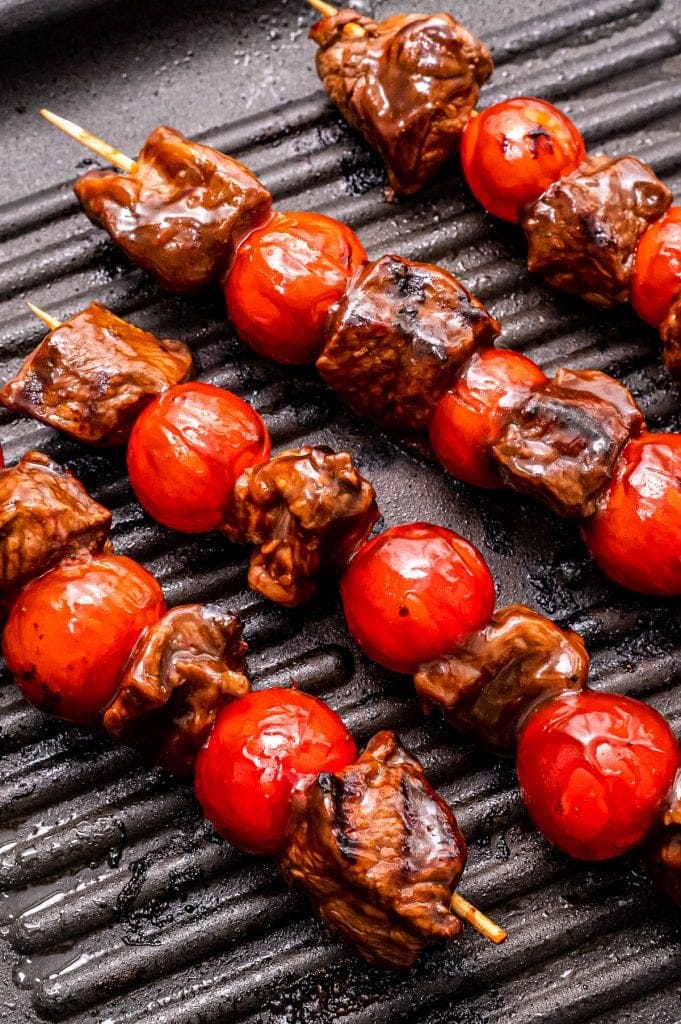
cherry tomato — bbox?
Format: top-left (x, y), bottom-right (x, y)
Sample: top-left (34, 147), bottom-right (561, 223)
top-left (581, 433), bottom-right (681, 596)
top-left (127, 382), bottom-right (271, 533)
top-left (195, 687), bottom-right (357, 856)
top-left (3, 554), bottom-right (165, 727)
top-left (460, 97), bottom-right (586, 223)
top-left (430, 349), bottom-right (547, 489)
top-left (517, 690), bottom-right (681, 861)
top-left (340, 523), bottom-right (495, 675)
top-left (631, 207), bottom-right (681, 327)
top-left (224, 211), bottom-right (367, 364)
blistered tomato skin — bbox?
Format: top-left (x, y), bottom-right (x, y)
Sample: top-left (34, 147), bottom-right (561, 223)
top-left (429, 349), bottom-right (548, 489)
top-left (195, 688), bottom-right (357, 856)
top-left (3, 555), bottom-right (166, 727)
top-left (581, 433), bottom-right (681, 596)
top-left (224, 211), bottom-right (367, 365)
top-left (340, 523), bottom-right (496, 675)
top-left (517, 690), bottom-right (681, 861)
top-left (631, 207), bottom-right (681, 327)
top-left (460, 98), bottom-right (586, 223)
top-left (127, 382), bottom-right (271, 534)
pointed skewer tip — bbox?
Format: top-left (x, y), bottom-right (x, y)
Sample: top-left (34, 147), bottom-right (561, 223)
top-left (305, 0), bottom-right (366, 36)
top-left (450, 892), bottom-right (508, 945)
top-left (39, 108), bottom-right (137, 174)
top-left (26, 302), bottom-right (62, 331)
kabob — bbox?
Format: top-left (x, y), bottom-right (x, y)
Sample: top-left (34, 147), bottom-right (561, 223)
top-left (3, 445), bottom-right (680, 957)
top-left (0, 446), bottom-right (507, 968)
top-left (5, 105), bottom-right (679, 958)
top-left (303, 0), bottom-right (681, 377)
top-left (5, 298), bottom-right (378, 606)
top-left (17, 110), bottom-right (681, 599)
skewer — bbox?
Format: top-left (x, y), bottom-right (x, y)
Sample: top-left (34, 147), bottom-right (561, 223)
top-left (26, 302), bottom-right (62, 331)
top-left (39, 109), bottom-right (137, 174)
top-left (305, 0), bottom-right (367, 37)
top-left (450, 892), bottom-right (508, 944)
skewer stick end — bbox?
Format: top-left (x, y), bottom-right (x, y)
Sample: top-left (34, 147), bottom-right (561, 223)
top-left (305, 0), bottom-right (367, 36)
top-left (26, 302), bottom-right (62, 331)
top-left (451, 892), bottom-right (508, 945)
top-left (39, 108), bottom-right (137, 174)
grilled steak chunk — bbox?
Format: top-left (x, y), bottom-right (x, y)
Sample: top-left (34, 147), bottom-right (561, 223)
top-left (103, 605), bottom-right (248, 776)
top-left (310, 9), bottom-right (492, 199)
top-left (644, 772), bottom-right (681, 905)
top-left (279, 730), bottom-right (467, 968)
top-left (415, 605), bottom-right (589, 754)
top-left (660, 294), bottom-right (681, 379)
top-left (493, 368), bottom-right (645, 519)
top-left (0, 451), bottom-right (112, 616)
top-left (1, 303), bottom-right (192, 446)
top-left (74, 126), bottom-right (273, 293)
top-left (224, 446), bottom-right (378, 607)
top-left (317, 255), bottom-right (500, 436)
top-left (522, 155), bottom-right (672, 308)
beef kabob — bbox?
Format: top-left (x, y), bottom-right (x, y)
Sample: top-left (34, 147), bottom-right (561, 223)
top-left (303, 1), bottom-right (681, 377)
top-left (335, 519), bottom-right (681, 908)
top-left (6, 295), bottom-right (380, 607)
top-left (0, 448), bottom-right (506, 967)
top-left (5, 445), bottom-right (680, 922)
top-left (34, 111), bottom-right (681, 598)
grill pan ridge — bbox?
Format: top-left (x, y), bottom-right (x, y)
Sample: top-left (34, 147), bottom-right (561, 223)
top-left (1, 0), bottom-right (681, 1021)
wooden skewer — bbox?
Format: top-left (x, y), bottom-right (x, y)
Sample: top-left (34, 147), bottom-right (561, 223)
top-left (307, 0), bottom-right (338, 15)
top-left (39, 109), bottom-right (137, 174)
top-left (26, 302), bottom-right (62, 331)
top-left (305, 0), bottom-right (367, 37)
top-left (450, 892), bottom-right (508, 944)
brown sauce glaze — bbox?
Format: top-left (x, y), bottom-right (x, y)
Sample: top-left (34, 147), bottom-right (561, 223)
top-left (104, 604), bottom-right (248, 776)
top-left (415, 605), bottom-right (589, 755)
top-left (1, 303), bottom-right (192, 446)
top-left (74, 126), bottom-right (272, 293)
top-left (310, 9), bottom-right (492, 199)
top-left (279, 730), bottom-right (467, 969)
top-left (317, 254), bottom-right (500, 437)
top-left (522, 155), bottom-right (672, 308)
top-left (223, 446), bottom-right (378, 607)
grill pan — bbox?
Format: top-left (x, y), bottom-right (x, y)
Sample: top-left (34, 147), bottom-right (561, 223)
top-left (1, 0), bottom-right (681, 1021)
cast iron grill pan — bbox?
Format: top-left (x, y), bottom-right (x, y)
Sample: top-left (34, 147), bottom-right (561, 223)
top-left (0, 1), bottom-right (680, 1021)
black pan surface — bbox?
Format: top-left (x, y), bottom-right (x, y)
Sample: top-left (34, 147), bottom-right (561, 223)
top-left (1, 1), bottom-right (680, 1021)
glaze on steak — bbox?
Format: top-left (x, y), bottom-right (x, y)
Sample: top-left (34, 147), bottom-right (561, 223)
top-left (660, 294), bottom-right (681, 378)
top-left (0, 451), bottom-right (112, 617)
top-left (103, 605), bottom-right (248, 776)
top-left (223, 446), bottom-right (378, 607)
top-left (522, 155), bottom-right (672, 308)
top-left (1, 303), bottom-right (192, 446)
top-left (415, 605), bottom-right (589, 754)
top-left (279, 730), bottom-right (467, 968)
top-left (74, 126), bottom-right (273, 293)
top-left (644, 770), bottom-right (681, 905)
top-left (317, 255), bottom-right (500, 436)
top-left (493, 369), bottom-right (645, 519)
top-left (310, 9), bottom-right (493, 198)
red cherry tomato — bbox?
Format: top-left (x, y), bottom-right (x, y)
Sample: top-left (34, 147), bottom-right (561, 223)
top-left (581, 433), bottom-right (681, 596)
top-left (631, 207), bottom-right (681, 327)
top-left (340, 523), bottom-right (495, 675)
top-left (224, 210), bottom-right (367, 365)
top-left (430, 349), bottom-right (547, 489)
top-left (3, 555), bottom-right (165, 727)
top-left (127, 382), bottom-right (271, 533)
top-left (195, 687), bottom-right (357, 856)
top-left (517, 690), bottom-right (681, 861)
top-left (460, 97), bottom-right (586, 223)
